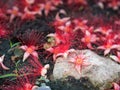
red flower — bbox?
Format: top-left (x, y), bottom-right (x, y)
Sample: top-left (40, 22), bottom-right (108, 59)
top-left (47, 43), bottom-right (70, 60)
top-left (108, 0), bottom-right (120, 10)
top-left (57, 21), bottom-right (73, 34)
top-left (94, 26), bottom-right (112, 35)
top-left (20, 45), bottom-right (38, 62)
top-left (98, 35), bottom-right (120, 55)
top-left (51, 0), bottom-right (63, 6)
top-left (52, 13), bottom-right (70, 27)
top-left (81, 30), bottom-right (97, 49)
top-left (69, 52), bottom-right (90, 74)
top-left (25, 0), bottom-right (35, 5)
top-left (47, 30), bottom-right (71, 46)
top-left (21, 7), bottom-right (37, 20)
top-left (7, 6), bottom-right (22, 22)
top-left (18, 30), bottom-right (42, 47)
top-left (22, 0), bottom-right (35, 7)
top-left (18, 30), bottom-right (43, 61)
top-left (73, 19), bottom-right (88, 32)
top-left (40, 1), bottom-right (56, 16)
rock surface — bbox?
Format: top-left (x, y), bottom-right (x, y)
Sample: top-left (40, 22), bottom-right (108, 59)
top-left (53, 49), bottom-right (120, 90)
top-left (32, 86), bottom-right (51, 90)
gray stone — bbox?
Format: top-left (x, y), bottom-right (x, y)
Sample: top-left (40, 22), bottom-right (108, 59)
top-left (33, 86), bottom-right (51, 90)
top-left (53, 49), bottom-right (120, 90)
top-left (39, 86), bottom-right (51, 90)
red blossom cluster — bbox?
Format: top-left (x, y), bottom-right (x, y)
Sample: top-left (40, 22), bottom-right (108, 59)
top-left (97, 0), bottom-right (120, 10)
top-left (17, 30), bottom-right (49, 77)
top-left (44, 13), bottom-right (120, 75)
top-left (5, 0), bottom-right (64, 21)
top-left (67, 0), bottom-right (87, 5)
top-left (0, 0), bottom-right (108, 23)
top-left (0, 0), bottom-right (120, 90)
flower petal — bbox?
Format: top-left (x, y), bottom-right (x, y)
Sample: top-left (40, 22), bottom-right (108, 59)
top-left (75, 65), bottom-right (81, 75)
top-left (55, 53), bottom-right (64, 60)
top-left (26, 0), bottom-right (35, 4)
top-left (0, 55), bottom-right (5, 62)
top-left (23, 52), bottom-right (30, 62)
top-left (31, 51), bottom-right (38, 58)
top-left (69, 57), bottom-right (76, 63)
top-left (58, 26), bottom-right (64, 30)
top-left (20, 45), bottom-right (27, 50)
top-left (0, 62), bottom-right (9, 70)
top-left (85, 30), bottom-right (91, 36)
top-left (41, 68), bottom-right (47, 77)
top-left (10, 14), bottom-right (15, 22)
top-left (46, 47), bottom-right (54, 53)
top-left (44, 64), bottom-right (50, 69)
top-left (104, 48), bottom-right (110, 55)
top-left (53, 54), bottom-right (57, 61)
top-left (97, 46), bottom-right (105, 49)
top-left (113, 82), bottom-right (120, 90)
top-left (87, 43), bottom-right (93, 49)
top-left (111, 45), bottom-right (120, 49)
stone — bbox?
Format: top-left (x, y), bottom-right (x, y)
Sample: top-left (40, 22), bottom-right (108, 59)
top-left (32, 86), bottom-right (51, 90)
top-left (53, 49), bottom-right (120, 90)
top-left (39, 86), bottom-right (51, 90)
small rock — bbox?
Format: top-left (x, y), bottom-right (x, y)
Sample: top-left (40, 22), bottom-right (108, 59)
top-left (32, 86), bottom-right (51, 90)
top-left (39, 86), bottom-right (51, 90)
top-left (53, 49), bottom-right (120, 89)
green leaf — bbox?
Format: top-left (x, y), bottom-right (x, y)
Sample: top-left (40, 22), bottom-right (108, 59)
top-left (0, 73), bottom-right (17, 79)
top-left (16, 60), bottom-right (21, 66)
top-left (9, 41), bottom-right (13, 48)
top-left (0, 73), bottom-right (32, 79)
top-left (9, 39), bottom-right (21, 48)
top-left (11, 42), bottom-right (21, 48)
